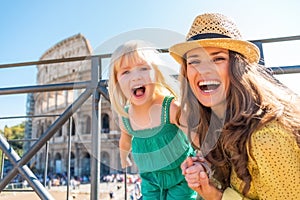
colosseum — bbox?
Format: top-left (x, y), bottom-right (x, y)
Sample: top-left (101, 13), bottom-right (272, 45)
top-left (28, 33), bottom-right (138, 182)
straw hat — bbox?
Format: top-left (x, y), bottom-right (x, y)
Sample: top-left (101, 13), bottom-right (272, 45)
top-left (169, 13), bottom-right (260, 64)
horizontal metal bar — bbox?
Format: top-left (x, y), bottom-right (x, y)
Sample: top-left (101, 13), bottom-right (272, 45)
top-left (269, 65), bottom-right (300, 75)
top-left (0, 81), bottom-right (90, 95)
top-left (251, 35), bottom-right (300, 44)
top-left (2, 189), bottom-right (35, 192)
top-left (0, 54), bottom-right (111, 69)
top-left (0, 56), bottom-right (90, 68)
top-left (8, 138), bottom-right (38, 142)
top-left (0, 114), bottom-right (61, 120)
top-left (0, 50), bottom-right (165, 69)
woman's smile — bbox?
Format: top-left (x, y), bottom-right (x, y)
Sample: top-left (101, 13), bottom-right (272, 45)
top-left (198, 80), bottom-right (221, 94)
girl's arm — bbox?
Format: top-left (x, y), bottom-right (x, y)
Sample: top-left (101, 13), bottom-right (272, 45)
top-left (119, 130), bottom-right (132, 168)
top-left (119, 118), bottom-right (133, 168)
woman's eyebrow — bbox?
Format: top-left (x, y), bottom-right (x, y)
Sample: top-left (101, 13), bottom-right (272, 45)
top-left (186, 54), bottom-right (200, 59)
top-left (210, 50), bottom-right (228, 56)
top-left (186, 50), bottom-right (228, 60)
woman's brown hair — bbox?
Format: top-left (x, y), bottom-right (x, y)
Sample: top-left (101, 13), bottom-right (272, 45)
top-left (177, 51), bottom-right (300, 195)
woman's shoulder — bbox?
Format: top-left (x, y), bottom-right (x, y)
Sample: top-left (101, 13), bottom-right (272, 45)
top-left (252, 121), bottom-right (289, 140)
top-left (252, 120), bottom-right (289, 136)
top-left (250, 120), bottom-right (298, 151)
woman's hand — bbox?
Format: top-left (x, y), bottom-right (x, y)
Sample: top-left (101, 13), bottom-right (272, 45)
top-left (181, 157), bottom-right (223, 200)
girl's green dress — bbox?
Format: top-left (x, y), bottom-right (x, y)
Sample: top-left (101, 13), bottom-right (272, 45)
top-left (122, 96), bottom-right (197, 200)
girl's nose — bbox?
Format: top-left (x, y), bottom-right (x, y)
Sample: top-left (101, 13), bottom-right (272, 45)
top-left (130, 70), bottom-right (142, 81)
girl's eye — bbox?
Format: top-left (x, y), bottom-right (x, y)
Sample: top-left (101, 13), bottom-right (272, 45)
top-left (121, 70), bottom-right (129, 75)
top-left (140, 66), bottom-right (150, 71)
top-left (143, 65), bottom-right (150, 70)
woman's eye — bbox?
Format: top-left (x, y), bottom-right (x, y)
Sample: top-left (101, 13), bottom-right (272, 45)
top-left (212, 57), bottom-right (226, 63)
top-left (187, 60), bottom-right (200, 67)
top-left (187, 60), bottom-right (200, 65)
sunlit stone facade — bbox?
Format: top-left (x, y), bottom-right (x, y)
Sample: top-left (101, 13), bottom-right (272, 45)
top-left (31, 34), bottom-right (137, 180)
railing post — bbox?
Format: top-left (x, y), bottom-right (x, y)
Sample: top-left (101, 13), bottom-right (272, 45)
top-left (0, 149), bottom-right (4, 179)
top-left (43, 141), bottom-right (49, 187)
top-left (66, 117), bottom-right (73, 200)
top-left (90, 56), bottom-right (101, 200)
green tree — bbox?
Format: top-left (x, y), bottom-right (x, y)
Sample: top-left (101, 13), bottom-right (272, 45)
top-left (0, 122), bottom-right (25, 158)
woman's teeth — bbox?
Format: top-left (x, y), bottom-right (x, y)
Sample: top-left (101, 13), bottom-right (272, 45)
top-left (198, 80), bottom-right (220, 92)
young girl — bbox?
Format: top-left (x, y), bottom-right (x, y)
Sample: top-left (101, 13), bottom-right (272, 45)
top-left (170, 13), bottom-right (300, 199)
top-left (108, 40), bottom-right (197, 200)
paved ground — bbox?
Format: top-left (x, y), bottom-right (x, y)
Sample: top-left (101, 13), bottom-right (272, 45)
top-left (0, 182), bottom-right (137, 200)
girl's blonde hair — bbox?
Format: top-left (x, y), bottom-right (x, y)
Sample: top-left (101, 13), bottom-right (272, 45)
top-left (108, 40), bottom-right (178, 117)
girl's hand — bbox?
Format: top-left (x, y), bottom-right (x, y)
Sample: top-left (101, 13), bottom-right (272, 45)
top-left (181, 156), bottom-right (201, 175)
top-left (182, 157), bottom-right (206, 188)
top-left (181, 157), bottom-right (223, 200)
top-left (121, 156), bottom-right (132, 168)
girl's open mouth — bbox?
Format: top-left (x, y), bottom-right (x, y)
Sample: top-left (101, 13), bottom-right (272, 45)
top-left (132, 85), bottom-right (146, 97)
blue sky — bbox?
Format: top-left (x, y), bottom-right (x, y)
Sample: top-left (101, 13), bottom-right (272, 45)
top-left (1, 0), bottom-right (300, 129)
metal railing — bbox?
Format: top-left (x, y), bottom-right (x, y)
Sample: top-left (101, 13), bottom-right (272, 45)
top-left (0, 54), bottom-right (108, 199)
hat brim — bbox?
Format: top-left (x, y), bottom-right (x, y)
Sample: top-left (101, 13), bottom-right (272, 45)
top-left (169, 38), bottom-right (260, 64)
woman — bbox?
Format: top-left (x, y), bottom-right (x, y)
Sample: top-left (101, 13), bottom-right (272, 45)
top-left (169, 13), bottom-right (300, 199)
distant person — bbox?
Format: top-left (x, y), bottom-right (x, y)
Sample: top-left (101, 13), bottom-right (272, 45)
top-left (109, 190), bottom-right (114, 199)
top-left (169, 13), bottom-right (300, 199)
top-left (108, 40), bottom-right (197, 199)
top-left (22, 179), bottom-right (28, 188)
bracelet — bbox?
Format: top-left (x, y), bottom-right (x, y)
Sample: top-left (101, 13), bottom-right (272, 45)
top-left (199, 160), bottom-right (213, 179)
top-left (195, 151), bottom-right (223, 191)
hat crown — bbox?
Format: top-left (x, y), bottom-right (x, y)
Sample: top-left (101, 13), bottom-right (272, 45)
top-left (186, 13), bottom-right (242, 41)
top-left (169, 13), bottom-right (260, 64)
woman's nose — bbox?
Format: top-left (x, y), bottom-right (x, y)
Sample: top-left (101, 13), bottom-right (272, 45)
top-left (195, 61), bottom-right (215, 73)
